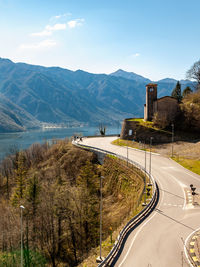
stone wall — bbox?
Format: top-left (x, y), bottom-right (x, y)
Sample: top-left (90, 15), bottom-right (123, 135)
top-left (120, 118), bottom-right (173, 143)
top-left (120, 118), bottom-right (138, 140)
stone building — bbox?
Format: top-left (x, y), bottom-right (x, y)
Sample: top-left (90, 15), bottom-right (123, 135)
top-left (144, 83), bottom-right (178, 121)
top-left (120, 83), bottom-right (179, 142)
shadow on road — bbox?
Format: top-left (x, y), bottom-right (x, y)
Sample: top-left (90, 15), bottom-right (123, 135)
top-left (160, 188), bottom-right (185, 200)
top-left (155, 208), bottom-right (195, 231)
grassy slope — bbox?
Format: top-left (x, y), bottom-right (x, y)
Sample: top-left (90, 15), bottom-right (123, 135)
top-left (78, 155), bottom-right (146, 267)
top-left (113, 138), bottom-right (200, 175)
top-left (172, 157), bottom-right (200, 175)
top-left (0, 140), bottom-right (145, 267)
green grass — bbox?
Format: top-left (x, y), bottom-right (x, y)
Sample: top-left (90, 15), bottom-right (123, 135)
top-left (112, 139), bottom-right (156, 152)
top-left (172, 157), bottom-right (200, 175)
top-left (127, 118), bottom-right (144, 122)
top-left (112, 139), bottom-right (140, 149)
top-left (127, 118), bottom-right (171, 134)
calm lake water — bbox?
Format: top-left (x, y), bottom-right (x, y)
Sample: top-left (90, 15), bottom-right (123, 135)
top-left (0, 126), bottom-right (120, 162)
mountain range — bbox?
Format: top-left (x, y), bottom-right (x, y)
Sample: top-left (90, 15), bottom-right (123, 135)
top-left (0, 58), bottom-right (195, 132)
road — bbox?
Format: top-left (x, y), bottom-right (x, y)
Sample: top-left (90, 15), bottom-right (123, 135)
top-left (81, 136), bottom-right (200, 267)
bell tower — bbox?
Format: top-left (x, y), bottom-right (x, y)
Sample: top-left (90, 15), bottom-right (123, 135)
top-left (144, 83), bottom-right (157, 121)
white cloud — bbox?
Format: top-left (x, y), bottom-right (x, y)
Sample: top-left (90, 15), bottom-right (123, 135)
top-left (30, 23), bottom-right (66, 37)
top-left (19, 39), bottom-right (57, 50)
top-left (131, 53), bottom-right (140, 58)
top-left (30, 16), bottom-right (84, 37)
top-left (67, 19), bottom-right (84, 28)
top-left (31, 30), bottom-right (52, 37)
top-left (46, 23), bottom-right (66, 31)
top-left (50, 13), bottom-right (71, 21)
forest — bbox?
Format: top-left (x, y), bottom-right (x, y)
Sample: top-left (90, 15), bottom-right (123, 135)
top-left (0, 139), bottom-right (144, 266)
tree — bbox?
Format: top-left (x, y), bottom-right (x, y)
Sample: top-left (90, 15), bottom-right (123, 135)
top-left (152, 112), bottom-right (169, 129)
top-left (11, 151), bottom-right (28, 206)
top-left (99, 123), bottom-right (107, 136)
top-left (182, 86), bottom-right (192, 98)
top-left (186, 59), bottom-right (200, 90)
top-left (76, 161), bottom-right (99, 254)
top-left (180, 90), bottom-right (200, 130)
top-left (171, 81), bottom-right (182, 102)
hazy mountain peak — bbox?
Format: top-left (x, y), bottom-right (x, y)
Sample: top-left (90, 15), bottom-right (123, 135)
top-left (110, 69), bottom-right (151, 83)
top-left (0, 57), bottom-right (14, 64)
top-left (157, 78), bottom-right (178, 83)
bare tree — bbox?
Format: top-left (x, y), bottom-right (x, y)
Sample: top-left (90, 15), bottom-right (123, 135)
top-left (99, 123), bottom-right (107, 136)
top-left (186, 59), bottom-right (200, 90)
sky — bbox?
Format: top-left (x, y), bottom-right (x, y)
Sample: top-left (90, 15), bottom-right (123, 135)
top-left (0, 0), bottom-right (200, 81)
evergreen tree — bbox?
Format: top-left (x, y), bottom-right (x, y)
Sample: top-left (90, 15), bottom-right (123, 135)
top-left (182, 86), bottom-right (192, 98)
top-left (11, 151), bottom-right (28, 206)
top-left (171, 81), bottom-right (182, 102)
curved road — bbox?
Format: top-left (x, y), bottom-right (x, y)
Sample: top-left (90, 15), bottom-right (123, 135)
top-left (81, 136), bottom-right (200, 267)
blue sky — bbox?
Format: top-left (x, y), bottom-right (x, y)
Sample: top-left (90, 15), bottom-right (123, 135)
top-left (0, 0), bottom-right (199, 80)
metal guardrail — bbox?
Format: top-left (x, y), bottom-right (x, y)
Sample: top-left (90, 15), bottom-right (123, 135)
top-left (72, 140), bottom-right (159, 266)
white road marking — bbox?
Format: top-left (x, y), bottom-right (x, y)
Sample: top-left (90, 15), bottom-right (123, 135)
top-left (163, 203), bottom-right (182, 207)
top-left (118, 189), bottom-right (164, 267)
top-left (165, 173), bottom-right (187, 210)
top-left (184, 227), bottom-right (200, 267)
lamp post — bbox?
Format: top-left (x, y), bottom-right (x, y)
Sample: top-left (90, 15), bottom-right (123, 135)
top-left (100, 176), bottom-right (104, 261)
top-left (127, 141), bottom-right (129, 166)
top-left (149, 137), bottom-right (153, 186)
top-left (20, 205), bottom-right (25, 267)
top-left (171, 123), bottom-right (174, 157)
top-left (142, 141), bottom-right (147, 206)
top-left (145, 141), bottom-right (147, 203)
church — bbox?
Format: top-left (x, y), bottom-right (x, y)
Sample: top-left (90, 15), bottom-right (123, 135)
top-left (120, 83), bottom-right (179, 141)
top-left (144, 83), bottom-right (178, 122)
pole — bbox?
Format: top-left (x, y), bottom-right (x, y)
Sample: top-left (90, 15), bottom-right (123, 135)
top-left (100, 176), bottom-right (104, 260)
top-left (171, 123), bottom-right (174, 157)
top-left (20, 205), bottom-right (25, 267)
top-left (144, 141), bottom-right (146, 204)
top-left (149, 137), bottom-right (153, 185)
top-left (127, 142), bottom-right (128, 166)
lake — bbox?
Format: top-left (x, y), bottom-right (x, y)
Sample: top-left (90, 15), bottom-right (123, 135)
top-left (0, 126), bottom-right (120, 162)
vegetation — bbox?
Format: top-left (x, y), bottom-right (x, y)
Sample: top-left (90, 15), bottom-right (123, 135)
top-left (186, 59), bottom-right (200, 90)
top-left (98, 123), bottom-right (107, 136)
top-left (171, 81), bottom-right (182, 102)
top-left (112, 138), bottom-right (155, 152)
top-left (182, 86), bottom-right (192, 98)
top-left (113, 138), bottom-right (200, 176)
top-left (153, 87), bottom-right (200, 133)
top-left (172, 157), bottom-right (200, 175)
top-left (180, 90), bottom-right (200, 131)
top-left (152, 112), bottom-right (171, 129)
top-left (0, 139), bottom-right (144, 266)
top-left (128, 118), bottom-right (171, 134)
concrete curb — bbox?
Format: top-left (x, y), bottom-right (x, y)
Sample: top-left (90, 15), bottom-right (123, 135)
top-left (188, 231), bottom-right (200, 267)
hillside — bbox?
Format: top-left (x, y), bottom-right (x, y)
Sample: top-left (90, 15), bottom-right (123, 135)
top-left (0, 139), bottom-right (144, 266)
top-left (0, 94), bottom-right (40, 132)
top-left (0, 58), bottom-right (195, 132)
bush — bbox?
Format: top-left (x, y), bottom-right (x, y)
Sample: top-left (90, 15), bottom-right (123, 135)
top-left (180, 90), bottom-right (200, 131)
top-left (0, 249), bottom-right (46, 267)
top-left (152, 112), bottom-right (169, 129)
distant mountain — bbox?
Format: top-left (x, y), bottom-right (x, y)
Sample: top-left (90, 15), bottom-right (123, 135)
top-left (111, 69), bottom-right (195, 98)
top-left (110, 69), bottom-right (151, 84)
top-left (157, 78), bottom-right (178, 83)
top-left (0, 58), bottom-right (195, 133)
top-left (0, 94), bottom-right (40, 132)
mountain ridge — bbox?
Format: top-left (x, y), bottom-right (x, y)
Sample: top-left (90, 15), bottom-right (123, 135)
top-left (0, 58), bottom-right (195, 132)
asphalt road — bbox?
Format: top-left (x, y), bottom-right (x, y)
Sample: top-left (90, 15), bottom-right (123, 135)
top-left (81, 136), bottom-right (200, 267)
